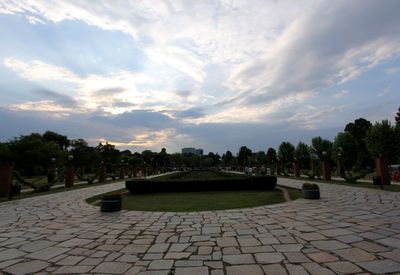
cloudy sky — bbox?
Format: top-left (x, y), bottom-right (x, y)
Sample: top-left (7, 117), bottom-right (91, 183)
top-left (0, 0), bottom-right (399, 154)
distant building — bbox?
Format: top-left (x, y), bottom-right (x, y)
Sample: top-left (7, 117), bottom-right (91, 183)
top-left (182, 147), bottom-right (203, 156)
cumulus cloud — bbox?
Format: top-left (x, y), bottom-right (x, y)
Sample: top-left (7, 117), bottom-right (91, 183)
top-left (1, 0), bottom-right (400, 151)
top-left (333, 90), bottom-right (349, 99)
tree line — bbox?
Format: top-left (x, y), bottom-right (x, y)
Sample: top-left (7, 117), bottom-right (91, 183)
top-left (0, 107), bottom-right (399, 179)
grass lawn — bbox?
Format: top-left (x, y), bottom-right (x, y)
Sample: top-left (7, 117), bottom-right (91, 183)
top-left (87, 188), bottom-right (300, 212)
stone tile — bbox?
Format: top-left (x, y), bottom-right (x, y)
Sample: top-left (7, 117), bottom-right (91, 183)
top-left (164, 252), bottom-right (191, 259)
top-left (0, 248), bottom-right (26, 261)
top-left (148, 244), bottom-right (170, 253)
top-left (27, 246), bottom-right (70, 260)
top-left (333, 247), bottom-right (375, 262)
top-left (121, 244), bottom-right (150, 254)
top-left (78, 257), bottom-right (103, 266)
top-left (56, 255), bottom-right (84, 265)
top-left (273, 244), bottom-right (303, 252)
top-left (325, 261), bottom-right (363, 273)
top-left (223, 254), bottom-right (255, 264)
top-left (359, 231), bottom-right (385, 240)
top-left (169, 243), bottom-right (190, 252)
top-left (285, 263), bottom-right (309, 275)
top-left (302, 262), bottom-right (335, 275)
top-left (4, 260), bottom-right (49, 275)
top-left (53, 265), bottom-right (94, 274)
top-left (175, 260), bottom-right (203, 266)
top-left (376, 237), bottom-right (400, 249)
top-left (238, 237), bottom-right (261, 247)
top-left (57, 238), bottom-right (93, 248)
top-left (202, 227), bottom-right (221, 234)
top-left (117, 254), bottom-right (140, 262)
top-left (299, 233), bottom-right (326, 241)
top-left (241, 245), bottom-right (274, 253)
top-left (198, 246), bottom-right (213, 255)
top-left (353, 240), bottom-right (390, 252)
top-left (379, 249), bottom-right (400, 262)
top-left (216, 237), bottom-right (238, 247)
top-left (262, 263), bottom-right (288, 275)
top-left (259, 237), bottom-right (280, 245)
top-left (226, 264), bottom-right (264, 275)
top-left (125, 266), bottom-right (145, 275)
top-left (334, 234), bottom-right (363, 243)
top-left (137, 271), bottom-right (169, 275)
top-left (96, 244), bottom-right (124, 251)
top-left (311, 240), bottom-right (350, 250)
top-left (204, 260), bottom-right (223, 269)
top-left (307, 252), bottom-right (338, 263)
top-left (318, 228), bottom-right (353, 237)
top-left (143, 253), bottom-right (164, 260)
top-left (148, 259), bottom-right (174, 270)
top-left (175, 266), bottom-right (209, 275)
top-left (19, 240), bottom-right (56, 252)
top-left (47, 234), bottom-right (75, 242)
top-left (284, 252), bottom-right (311, 263)
top-left (91, 262), bottom-right (131, 273)
top-left (255, 252), bottom-right (285, 264)
top-left (357, 259), bottom-right (400, 274)
top-left (0, 259), bottom-right (24, 269)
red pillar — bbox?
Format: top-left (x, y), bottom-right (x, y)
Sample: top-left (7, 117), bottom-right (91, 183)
top-left (322, 160), bottom-right (331, 181)
top-left (294, 160), bottom-right (300, 177)
top-left (376, 156), bottom-right (390, 185)
top-left (65, 164), bottom-right (74, 187)
top-left (0, 162), bottom-right (13, 197)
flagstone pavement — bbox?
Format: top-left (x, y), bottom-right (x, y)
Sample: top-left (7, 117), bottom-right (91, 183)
top-left (1, 178), bottom-right (400, 275)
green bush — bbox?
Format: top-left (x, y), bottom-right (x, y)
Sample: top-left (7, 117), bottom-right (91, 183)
top-left (125, 175), bottom-right (277, 194)
top-left (342, 170), bottom-right (367, 183)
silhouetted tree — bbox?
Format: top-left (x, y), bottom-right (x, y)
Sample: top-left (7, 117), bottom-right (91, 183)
top-left (237, 146), bottom-right (252, 165)
top-left (365, 120), bottom-right (400, 163)
top-left (294, 142), bottom-right (310, 169)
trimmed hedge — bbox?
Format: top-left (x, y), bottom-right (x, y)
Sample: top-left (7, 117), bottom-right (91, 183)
top-left (125, 175), bottom-right (277, 194)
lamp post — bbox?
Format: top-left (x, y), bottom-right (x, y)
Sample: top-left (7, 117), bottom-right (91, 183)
top-left (322, 151), bottom-right (331, 181)
top-left (47, 158), bottom-right (56, 184)
top-left (66, 155), bottom-right (74, 187)
top-left (99, 160), bottom-right (106, 183)
top-left (119, 160), bottom-right (125, 179)
top-left (294, 157), bottom-right (300, 177)
top-left (337, 151), bottom-right (344, 176)
top-left (276, 158), bottom-right (281, 176)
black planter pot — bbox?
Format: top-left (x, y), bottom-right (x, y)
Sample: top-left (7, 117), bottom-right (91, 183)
top-left (101, 198), bottom-right (122, 212)
top-left (302, 189), bottom-right (320, 199)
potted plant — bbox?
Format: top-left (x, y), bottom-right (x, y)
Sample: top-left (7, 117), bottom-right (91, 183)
top-left (302, 182), bottom-right (320, 199)
top-left (101, 193), bottom-right (122, 212)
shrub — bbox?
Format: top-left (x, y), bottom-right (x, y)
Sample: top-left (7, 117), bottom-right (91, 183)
top-left (125, 175), bottom-right (277, 194)
top-left (302, 182), bottom-right (319, 190)
top-left (341, 170), bottom-right (367, 183)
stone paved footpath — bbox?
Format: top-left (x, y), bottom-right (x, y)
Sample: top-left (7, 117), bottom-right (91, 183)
top-left (1, 178), bottom-right (400, 275)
